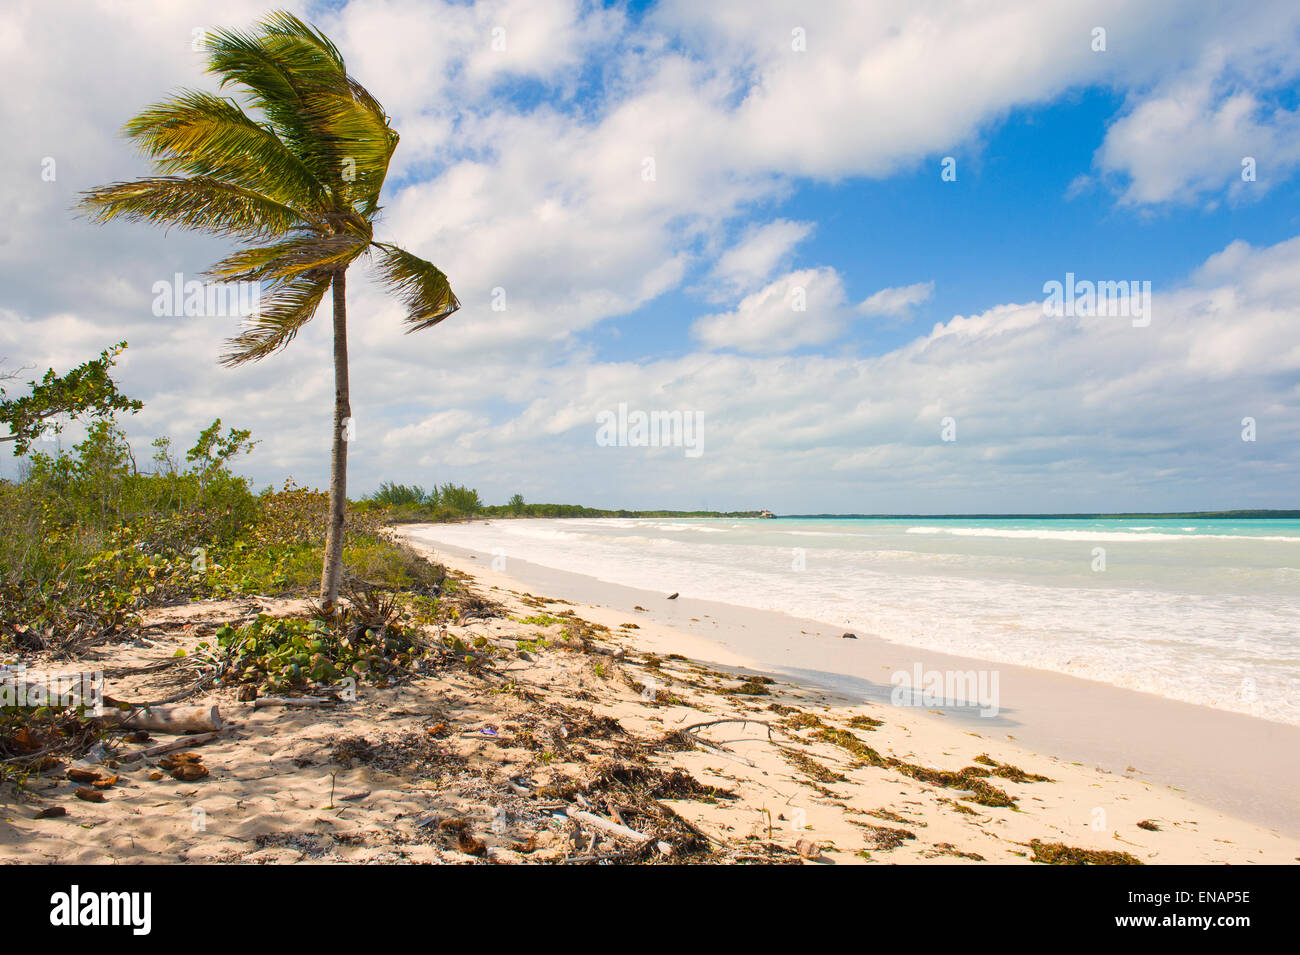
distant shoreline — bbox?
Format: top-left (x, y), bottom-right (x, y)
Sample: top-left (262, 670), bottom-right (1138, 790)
top-left (402, 509), bottom-right (1300, 522)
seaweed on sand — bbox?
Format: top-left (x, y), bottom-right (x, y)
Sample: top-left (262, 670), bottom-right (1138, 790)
top-left (972, 753), bottom-right (1053, 783)
top-left (855, 823), bottom-right (916, 850)
top-left (778, 746), bottom-right (847, 784)
top-left (1028, 839), bottom-right (1143, 865)
top-left (845, 715), bottom-right (884, 730)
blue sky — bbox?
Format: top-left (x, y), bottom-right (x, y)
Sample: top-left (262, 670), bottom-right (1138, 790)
top-left (3, 1), bottom-right (1300, 513)
top-left (606, 87), bottom-right (1300, 365)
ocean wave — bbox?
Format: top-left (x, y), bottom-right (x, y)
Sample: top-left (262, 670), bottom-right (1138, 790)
top-left (407, 519), bottom-right (1300, 726)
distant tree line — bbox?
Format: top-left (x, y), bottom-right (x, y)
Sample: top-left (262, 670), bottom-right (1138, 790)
top-left (357, 481), bottom-right (763, 521)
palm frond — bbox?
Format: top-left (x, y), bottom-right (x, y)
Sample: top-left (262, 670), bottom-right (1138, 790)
top-left (203, 12), bottom-right (396, 208)
top-left (371, 243), bottom-right (460, 332)
top-left (303, 89), bottom-right (398, 214)
top-left (124, 90), bottom-right (327, 208)
top-left (78, 176), bottom-right (312, 237)
top-left (220, 273), bottom-right (333, 365)
top-left (205, 233), bottom-right (368, 284)
top-left (259, 11), bottom-right (346, 69)
top-left (203, 24), bottom-right (345, 185)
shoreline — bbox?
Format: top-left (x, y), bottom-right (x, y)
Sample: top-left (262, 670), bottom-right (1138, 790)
top-left (6, 530), bottom-right (1297, 864)
top-left (396, 524), bottom-right (1300, 838)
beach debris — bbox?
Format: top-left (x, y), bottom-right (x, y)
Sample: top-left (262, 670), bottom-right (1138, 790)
top-left (1137, 819), bottom-right (1161, 831)
top-left (74, 787), bottom-right (105, 803)
top-left (971, 754), bottom-right (1053, 783)
top-left (732, 676), bottom-right (773, 696)
top-left (457, 829), bottom-right (487, 856)
top-left (35, 806), bottom-right (67, 819)
top-left (567, 807), bottom-right (651, 844)
top-left (117, 730), bottom-right (222, 764)
top-left (779, 746), bottom-right (846, 784)
top-left (159, 752), bottom-right (209, 781)
top-left (845, 715), bottom-right (884, 730)
top-left (841, 632), bottom-right (857, 639)
top-left (666, 593), bottom-right (679, 600)
top-left (253, 695), bottom-right (333, 709)
top-left (67, 767), bottom-right (103, 784)
top-left (857, 823), bottom-right (916, 850)
top-left (1026, 839), bottom-right (1143, 865)
top-left (100, 704), bottom-right (223, 733)
top-left (923, 843), bottom-right (985, 861)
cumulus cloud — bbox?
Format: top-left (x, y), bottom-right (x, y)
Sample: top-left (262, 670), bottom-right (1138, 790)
top-left (704, 219), bottom-right (814, 299)
top-left (1097, 78), bottom-right (1300, 205)
top-left (691, 267), bottom-right (849, 353)
top-left (857, 281), bottom-right (934, 319)
top-left (4, 0), bottom-right (1300, 512)
top-left (443, 236), bottom-right (1300, 512)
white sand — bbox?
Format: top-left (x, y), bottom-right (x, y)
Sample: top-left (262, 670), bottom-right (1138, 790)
top-left (3, 531), bottom-right (1296, 865)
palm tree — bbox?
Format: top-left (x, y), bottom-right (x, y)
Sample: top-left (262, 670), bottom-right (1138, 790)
top-left (80, 12), bottom-right (459, 610)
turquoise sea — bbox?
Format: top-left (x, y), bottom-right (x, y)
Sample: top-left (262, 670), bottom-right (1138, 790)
top-left (420, 517), bottom-right (1300, 725)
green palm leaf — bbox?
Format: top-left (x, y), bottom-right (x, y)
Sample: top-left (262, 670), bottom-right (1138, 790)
top-left (220, 272), bottom-right (333, 366)
top-left (206, 233), bottom-right (368, 284)
top-left (372, 243), bottom-right (461, 331)
top-left (125, 90), bottom-right (327, 208)
top-left (79, 176), bottom-right (312, 237)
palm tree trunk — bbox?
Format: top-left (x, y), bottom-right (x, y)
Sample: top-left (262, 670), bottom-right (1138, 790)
top-left (319, 269), bottom-right (350, 610)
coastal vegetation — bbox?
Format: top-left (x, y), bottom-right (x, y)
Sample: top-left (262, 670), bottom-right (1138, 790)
top-left (356, 483), bottom-right (765, 522)
top-left (79, 11), bottom-right (460, 612)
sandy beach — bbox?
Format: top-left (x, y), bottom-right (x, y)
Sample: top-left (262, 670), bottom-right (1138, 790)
top-left (5, 525), bottom-right (1295, 866)
top-left (398, 527), bottom-right (1300, 838)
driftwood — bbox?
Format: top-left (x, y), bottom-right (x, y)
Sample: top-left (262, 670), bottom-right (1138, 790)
top-left (677, 718), bottom-right (776, 739)
top-left (116, 730), bottom-right (222, 764)
top-left (99, 704), bottom-right (222, 733)
top-left (566, 807), bottom-right (651, 844)
top-left (252, 695), bottom-right (333, 709)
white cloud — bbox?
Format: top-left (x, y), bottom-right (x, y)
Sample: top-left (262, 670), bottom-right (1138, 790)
top-left (1097, 79), bottom-right (1300, 205)
top-left (434, 235), bottom-right (1300, 512)
top-left (5, 0), bottom-right (1300, 512)
top-left (705, 219), bottom-right (814, 299)
top-left (857, 281), bottom-right (934, 319)
top-left (691, 267), bottom-right (849, 353)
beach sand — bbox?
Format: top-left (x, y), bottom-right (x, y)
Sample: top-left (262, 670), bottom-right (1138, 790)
top-left (400, 527), bottom-right (1300, 837)
top-left (3, 527), bottom-right (1296, 865)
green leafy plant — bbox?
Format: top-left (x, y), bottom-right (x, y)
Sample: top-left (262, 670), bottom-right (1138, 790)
top-left (0, 343), bottom-right (142, 454)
